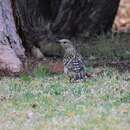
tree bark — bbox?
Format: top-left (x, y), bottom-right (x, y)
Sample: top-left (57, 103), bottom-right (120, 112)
top-left (0, 0), bottom-right (25, 75)
top-left (15, 0), bottom-right (120, 53)
top-left (51, 0), bottom-right (120, 37)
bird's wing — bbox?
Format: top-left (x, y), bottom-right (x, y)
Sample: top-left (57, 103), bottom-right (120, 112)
top-left (63, 52), bottom-right (86, 73)
top-left (76, 53), bottom-right (86, 69)
top-left (63, 54), bottom-right (74, 66)
top-left (66, 56), bottom-right (85, 73)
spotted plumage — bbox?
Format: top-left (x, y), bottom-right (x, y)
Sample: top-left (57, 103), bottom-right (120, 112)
top-left (57, 39), bottom-right (86, 82)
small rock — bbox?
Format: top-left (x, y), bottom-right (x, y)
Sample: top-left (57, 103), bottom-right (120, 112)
top-left (31, 46), bottom-right (44, 59)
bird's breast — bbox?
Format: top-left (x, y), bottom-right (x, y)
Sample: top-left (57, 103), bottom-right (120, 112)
top-left (72, 59), bottom-right (84, 72)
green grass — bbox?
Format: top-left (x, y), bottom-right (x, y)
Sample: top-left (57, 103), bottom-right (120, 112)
top-left (0, 33), bottom-right (130, 130)
top-left (0, 66), bottom-right (130, 130)
top-left (79, 33), bottom-right (130, 63)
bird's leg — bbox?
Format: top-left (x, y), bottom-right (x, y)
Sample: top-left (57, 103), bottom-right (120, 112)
top-left (69, 77), bottom-right (72, 83)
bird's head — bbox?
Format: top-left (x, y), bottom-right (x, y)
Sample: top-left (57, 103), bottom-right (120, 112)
top-left (56, 39), bottom-right (74, 50)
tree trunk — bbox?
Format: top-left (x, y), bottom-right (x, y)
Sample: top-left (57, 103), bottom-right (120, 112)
top-left (0, 0), bottom-right (25, 75)
top-left (51, 0), bottom-right (120, 37)
top-left (14, 0), bottom-right (120, 57)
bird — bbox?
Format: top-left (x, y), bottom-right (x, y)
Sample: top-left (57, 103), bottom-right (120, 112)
top-left (57, 39), bottom-right (86, 82)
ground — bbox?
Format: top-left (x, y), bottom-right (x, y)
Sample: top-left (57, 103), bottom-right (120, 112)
top-left (0, 33), bottom-right (130, 130)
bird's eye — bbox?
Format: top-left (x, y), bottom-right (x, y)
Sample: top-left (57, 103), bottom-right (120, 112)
top-left (63, 42), bottom-right (66, 44)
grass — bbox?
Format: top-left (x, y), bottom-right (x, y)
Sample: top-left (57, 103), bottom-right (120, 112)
top-left (0, 33), bottom-right (130, 130)
top-left (79, 33), bottom-right (130, 63)
top-left (0, 66), bottom-right (130, 130)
